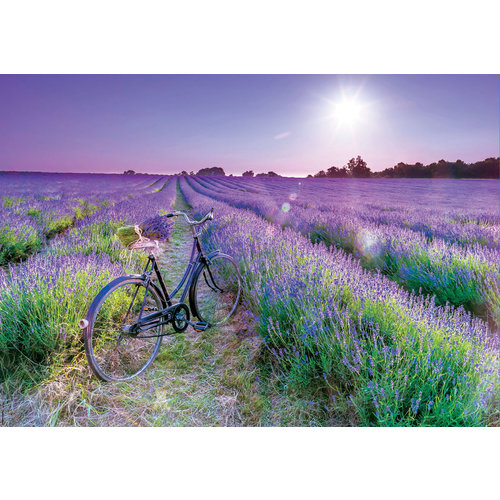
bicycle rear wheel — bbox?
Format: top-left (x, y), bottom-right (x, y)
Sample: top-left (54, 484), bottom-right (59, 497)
top-left (83, 277), bottom-right (164, 381)
top-left (190, 253), bottom-right (241, 326)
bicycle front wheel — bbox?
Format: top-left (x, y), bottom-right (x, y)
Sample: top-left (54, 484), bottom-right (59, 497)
top-left (84, 277), bottom-right (164, 381)
top-left (190, 253), bottom-right (241, 326)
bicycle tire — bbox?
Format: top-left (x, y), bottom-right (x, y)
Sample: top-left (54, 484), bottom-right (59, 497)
top-left (83, 276), bottom-right (165, 381)
top-left (189, 253), bottom-right (241, 326)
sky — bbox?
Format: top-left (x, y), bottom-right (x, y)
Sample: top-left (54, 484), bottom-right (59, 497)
top-left (0, 74), bottom-right (498, 176)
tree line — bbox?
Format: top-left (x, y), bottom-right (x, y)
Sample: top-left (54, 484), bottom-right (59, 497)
top-left (309, 157), bottom-right (499, 179)
top-left (309, 156), bottom-right (371, 178)
top-left (123, 157), bottom-right (499, 179)
top-left (171, 167), bottom-right (281, 177)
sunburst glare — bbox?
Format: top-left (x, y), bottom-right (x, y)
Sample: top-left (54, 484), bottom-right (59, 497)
top-left (321, 87), bottom-right (373, 133)
top-left (333, 97), bottom-right (363, 126)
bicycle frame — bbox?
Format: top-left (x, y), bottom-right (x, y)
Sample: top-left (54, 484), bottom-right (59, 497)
top-left (130, 222), bottom-right (211, 335)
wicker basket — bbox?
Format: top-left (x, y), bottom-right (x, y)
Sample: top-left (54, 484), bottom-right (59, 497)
top-left (116, 225), bottom-right (160, 255)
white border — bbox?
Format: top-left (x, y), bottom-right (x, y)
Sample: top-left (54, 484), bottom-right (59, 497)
top-left (1, 428), bottom-right (499, 499)
top-left (0, 1), bottom-right (499, 74)
top-left (0, 1), bottom-right (498, 497)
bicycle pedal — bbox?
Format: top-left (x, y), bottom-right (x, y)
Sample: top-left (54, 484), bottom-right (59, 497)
top-left (193, 321), bottom-right (209, 332)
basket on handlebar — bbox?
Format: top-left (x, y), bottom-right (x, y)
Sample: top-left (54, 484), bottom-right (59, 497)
top-left (116, 215), bottom-right (173, 253)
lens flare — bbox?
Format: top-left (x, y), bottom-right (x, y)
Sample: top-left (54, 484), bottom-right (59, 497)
top-left (357, 229), bottom-right (380, 259)
top-left (281, 202), bottom-right (291, 212)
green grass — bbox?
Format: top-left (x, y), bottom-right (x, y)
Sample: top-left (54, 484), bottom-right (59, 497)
top-left (73, 199), bottom-right (100, 220)
top-left (26, 207), bottom-right (41, 217)
top-left (0, 224), bottom-right (44, 265)
top-left (2, 196), bottom-right (24, 207)
top-left (45, 215), bottom-right (74, 237)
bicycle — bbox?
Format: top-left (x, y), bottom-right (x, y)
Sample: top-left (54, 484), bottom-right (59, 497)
top-left (79, 208), bottom-right (241, 382)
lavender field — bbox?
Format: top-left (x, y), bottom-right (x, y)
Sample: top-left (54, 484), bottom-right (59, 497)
top-left (0, 172), bottom-right (498, 426)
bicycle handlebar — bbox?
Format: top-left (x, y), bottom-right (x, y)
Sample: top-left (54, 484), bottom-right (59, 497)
top-left (165, 208), bottom-right (214, 226)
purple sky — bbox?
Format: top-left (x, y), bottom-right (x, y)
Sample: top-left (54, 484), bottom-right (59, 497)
top-left (0, 75), bottom-right (498, 176)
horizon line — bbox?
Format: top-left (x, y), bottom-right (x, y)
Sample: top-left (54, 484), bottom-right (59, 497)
top-left (1, 155), bottom-right (498, 178)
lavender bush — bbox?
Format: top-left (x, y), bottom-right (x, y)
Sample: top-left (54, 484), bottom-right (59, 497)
top-left (187, 176), bottom-right (499, 329)
top-left (0, 172), bottom-right (497, 426)
top-left (180, 176), bottom-right (499, 426)
top-left (0, 174), bottom-right (177, 382)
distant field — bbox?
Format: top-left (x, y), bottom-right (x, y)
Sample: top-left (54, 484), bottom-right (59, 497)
top-left (0, 173), bottom-right (498, 426)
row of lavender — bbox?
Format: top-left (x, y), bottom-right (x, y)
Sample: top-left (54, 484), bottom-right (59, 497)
top-left (179, 176), bottom-right (498, 426)
top-left (0, 174), bottom-right (177, 383)
top-left (0, 172), bottom-right (166, 265)
top-left (206, 176), bottom-right (499, 248)
top-left (0, 172), bottom-right (164, 263)
top-left (188, 176), bottom-right (500, 329)
top-left (199, 176), bottom-right (499, 249)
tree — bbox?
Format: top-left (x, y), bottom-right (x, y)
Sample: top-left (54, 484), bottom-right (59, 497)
top-left (314, 170), bottom-right (327, 178)
top-left (464, 157), bottom-right (499, 178)
top-left (242, 170), bottom-right (254, 177)
top-left (256, 171), bottom-right (281, 177)
top-left (196, 166), bottom-right (226, 176)
top-left (326, 165), bottom-right (349, 178)
top-left (345, 156), bottom-right (371, 178)
top-left (368, 157), bottom-right (499, 179)
top-left (123, 170), bottom-right (135, 175)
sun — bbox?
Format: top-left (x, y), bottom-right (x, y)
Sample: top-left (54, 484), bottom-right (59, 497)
top-left (333, 97), bottom-right (363, 127)
top-left (320, 88), bottom-right (372, 134)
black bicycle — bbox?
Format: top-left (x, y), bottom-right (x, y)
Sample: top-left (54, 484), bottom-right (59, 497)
top-left (79, 208), bottom-right (241, 382)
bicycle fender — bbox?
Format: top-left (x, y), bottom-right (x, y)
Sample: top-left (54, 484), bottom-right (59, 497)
top-left (205, 249), bottom-right (221, 262)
